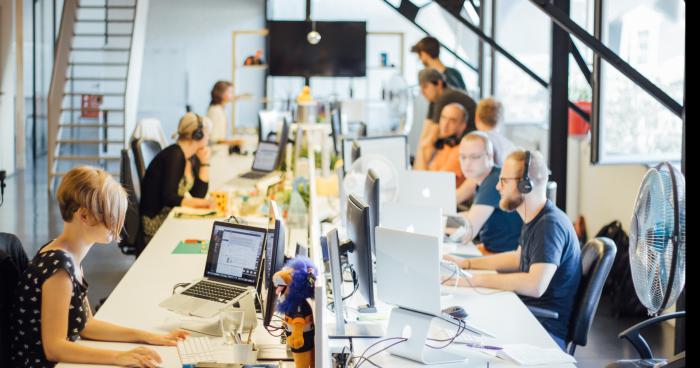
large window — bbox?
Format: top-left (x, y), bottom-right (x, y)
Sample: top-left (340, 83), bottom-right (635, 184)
top-left (594, 0), bottom-right (684, 164)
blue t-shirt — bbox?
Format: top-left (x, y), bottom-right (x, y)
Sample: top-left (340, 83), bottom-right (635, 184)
top-left (518, 200), bottom-right (582, 340)
top-left (473, 167), bottom-right (523, 253)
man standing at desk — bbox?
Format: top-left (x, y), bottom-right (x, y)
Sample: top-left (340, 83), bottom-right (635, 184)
top-left (443, 150), bottom-right (581, 349)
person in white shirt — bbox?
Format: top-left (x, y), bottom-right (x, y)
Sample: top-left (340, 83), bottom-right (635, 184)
top-left (456, 97), bottom-right (516, 205)
top-left (206, 80), bottom-right (245, 146)
top-left (475, 97), bottom-right (515, 166)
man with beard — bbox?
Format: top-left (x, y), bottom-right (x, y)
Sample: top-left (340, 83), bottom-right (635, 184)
top-left (443, 150), bottom-right (581, 350)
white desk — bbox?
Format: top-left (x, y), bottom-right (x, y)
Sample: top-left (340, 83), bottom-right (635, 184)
top-left (58, 145), bottom-right (575, 367)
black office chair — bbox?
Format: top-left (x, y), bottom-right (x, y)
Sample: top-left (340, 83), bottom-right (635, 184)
top-left (529, 237), bottom-right (617, 355)
top-left (131, 138), bottom-right (162, 185)
top-left (0, 233), bottom-right (28, 367)
top-left (118, 149), bottom-right (145, 256)
top-left (546, 181), bottom-right (557, 205)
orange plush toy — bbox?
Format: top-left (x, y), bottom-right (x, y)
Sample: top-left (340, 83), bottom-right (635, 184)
top-left (273, 256), bottom-right (317, 368)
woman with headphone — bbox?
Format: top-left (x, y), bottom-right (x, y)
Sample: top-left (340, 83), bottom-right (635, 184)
top-left (140, 112), bottom-right (215, 243)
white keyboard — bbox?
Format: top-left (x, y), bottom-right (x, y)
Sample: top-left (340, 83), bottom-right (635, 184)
top-left (177, 336), bottom-right (216, 364)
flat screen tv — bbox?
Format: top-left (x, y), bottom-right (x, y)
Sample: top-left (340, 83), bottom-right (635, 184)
top-left (268, 21), bottom-right (366, 77)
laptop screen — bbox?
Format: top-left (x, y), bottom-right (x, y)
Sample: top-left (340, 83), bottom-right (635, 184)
top-left (205, 222), bottom-right (266, 285)
top-left (252, 141), bottom-right (280, 172)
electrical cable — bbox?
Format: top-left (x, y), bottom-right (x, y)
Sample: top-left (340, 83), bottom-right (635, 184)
top-left (351, 337), bottom-right (408, 368)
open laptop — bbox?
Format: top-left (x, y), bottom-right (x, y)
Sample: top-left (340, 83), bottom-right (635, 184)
top-left (380, 202), bottom-right (443, 240)
top-left (159, 221), bottom-right (266, 318)
top-left (397, 171), bottom-right (457, 215)
top-left (228, 120), bottom-right (289, 186)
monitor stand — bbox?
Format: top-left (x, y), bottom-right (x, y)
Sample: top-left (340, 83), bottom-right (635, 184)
top-left (327, 322), bottom-right (385, 339)
top-left (385, 307), bottom-right (467, 365)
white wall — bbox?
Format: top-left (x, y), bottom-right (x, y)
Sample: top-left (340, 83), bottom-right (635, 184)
top-left (137, 0), bottom-right (265, 136)
top-left (570, 137), bottom-right (647, 237)
top-left (1, 0), bottom-right (16, 175)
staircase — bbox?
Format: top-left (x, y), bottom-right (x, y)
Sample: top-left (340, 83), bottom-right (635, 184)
top-left (48, 0), bottom-right (148, 189)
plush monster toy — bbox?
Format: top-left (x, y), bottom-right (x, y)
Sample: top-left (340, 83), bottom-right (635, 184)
top-left (273, 256), bottom-right (318, 368)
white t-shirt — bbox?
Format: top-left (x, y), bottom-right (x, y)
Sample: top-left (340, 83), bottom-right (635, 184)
top-left (206, 104), bottom-right (227, 143)
top-left (484, 129), bottom-right (516, 167)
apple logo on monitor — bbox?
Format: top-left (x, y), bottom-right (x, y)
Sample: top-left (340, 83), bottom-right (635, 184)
top-left (406, 225), bottom-right (415, 233)
top-left (422, 187), bottom-right (431, 198)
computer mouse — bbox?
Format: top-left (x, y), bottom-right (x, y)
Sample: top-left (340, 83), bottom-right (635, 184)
top-left (442, 305), bottom-right (468, 320)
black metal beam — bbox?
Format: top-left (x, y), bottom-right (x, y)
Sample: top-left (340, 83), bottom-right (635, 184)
top-left (549, 0), bottom-right (570, 211)
top-left (568, 100), bottom-right (589, 122)
top-left (529, 0), bottom-right (682, 118)
top-left (569, 37), bottom-right (591, 86)
top-left (477, 0), bottom-right (485, 98)
top-left (589, 0), bottom-right (603, 164)
top-left (433, 1), bottom-right (548, 87)
top-left (490, 0), bottom-right (496, 95)
top-left (381, 0), bottom-right (479, 72)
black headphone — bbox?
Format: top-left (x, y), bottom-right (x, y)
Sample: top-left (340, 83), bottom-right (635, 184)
top-left (517, 150), bottom-right (533, 194)
top-left (190, 114), bottom-right (204, 141)
top-left (434, 134), bottom-right (460, 149)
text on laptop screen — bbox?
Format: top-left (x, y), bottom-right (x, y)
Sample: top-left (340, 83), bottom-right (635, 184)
top-left (252, 141), bottom-right (280, 172)
top-left (205, 224), bottom-right (265, 285)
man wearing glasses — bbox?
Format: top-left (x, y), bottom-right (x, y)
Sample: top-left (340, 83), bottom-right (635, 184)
top-left (452, 132), bottom-right (522, 255)
top-left (443, 149), bottom-right (581, 350)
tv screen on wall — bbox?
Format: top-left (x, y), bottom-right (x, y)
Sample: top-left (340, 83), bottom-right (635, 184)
top-left (268, 21), bottom-right (366, 77)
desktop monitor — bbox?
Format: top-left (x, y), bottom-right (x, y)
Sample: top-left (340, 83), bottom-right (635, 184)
top-left (329, 104), bottom-right (343, 155)
top-left (350, 140), bottom-right (361, 165)
top-left (342, 135), bottom-right (409, 173)
top-left (346, 193), bottom-right (376, 312)
top-left (295, 243), bottom-right (309, 258)
top-left (263, 203), bottom-right (287, 328)
top-left (364, 169), bottom-right (379, 256)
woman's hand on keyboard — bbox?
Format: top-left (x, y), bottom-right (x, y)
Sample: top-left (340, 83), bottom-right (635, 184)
top-left (113, 346), bottom-right (162, 367)
top-left (142, 329), bottom-right (190, 346)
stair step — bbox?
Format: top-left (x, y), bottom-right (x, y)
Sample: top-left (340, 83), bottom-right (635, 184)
top-left (61, 107), bottom-right (124, 112)
top-left (71, 47), bottom-right (131, 51)
top-left (74, 33), bottom-right (132, 37)
top-left (52, 171), bottom-right (119, 177)
top-left (57, 139), bottom-right (123, 144)
top-left (75, 19), bottom-right (134, 23)
top-left (67, 77), bottom-right (127, 81)
top-left (69, 61), bottom-right (128, 66)
top-left (59, 123), bottom-right (125, 128)
top-left (55, 155), bottom-right (121, 161)
top-left (64, 92), bottom-right (124, 96)
top-left (78, 5), bottom-right (136, 9)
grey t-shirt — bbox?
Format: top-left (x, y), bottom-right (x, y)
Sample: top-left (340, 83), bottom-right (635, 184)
top-left (427, 87), bottom-right (477, 134)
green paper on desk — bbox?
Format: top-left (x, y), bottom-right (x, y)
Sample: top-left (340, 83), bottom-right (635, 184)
top-left (172, 241), bottom-right (209, 254)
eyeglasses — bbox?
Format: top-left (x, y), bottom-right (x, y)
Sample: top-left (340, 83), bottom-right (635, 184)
top-left (460, 154), bottom-right (486, 161)
top-left (498, 177), bottom-right (521, 186)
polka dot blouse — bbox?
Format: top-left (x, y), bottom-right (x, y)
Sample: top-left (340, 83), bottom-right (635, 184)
top-left (8, 249), bottom-right (89, 368)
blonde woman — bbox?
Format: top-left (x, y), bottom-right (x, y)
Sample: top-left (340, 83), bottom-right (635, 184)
top-left (140, 112), bottom-right (215, 242)
top-left (8, 166), bottom-right (188, 367)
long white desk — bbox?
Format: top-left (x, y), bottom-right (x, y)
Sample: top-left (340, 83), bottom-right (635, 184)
top-left (58, 144), bottom-right (576, 367)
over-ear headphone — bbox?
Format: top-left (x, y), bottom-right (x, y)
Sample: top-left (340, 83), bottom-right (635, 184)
top-left (434, 134), bottom-right (460, 149)
top-left (190, 114), bottom-right (204, 141)
top-left (517, 150), bottom-right (533, 194)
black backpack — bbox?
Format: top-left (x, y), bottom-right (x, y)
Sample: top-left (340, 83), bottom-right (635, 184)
top-left (596, 221), bottom-right (648, 318)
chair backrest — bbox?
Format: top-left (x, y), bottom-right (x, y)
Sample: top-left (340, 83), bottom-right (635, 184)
top-left (131, 138), bottom-right (162, 184)
top-left (118, 149), bottom-right (142, 256)
top-left (567, 237), bottom-right (617, 353)
top-left (0, 233), bottom-right (28, 366)
top-left (546, 181), bottom-right (557, 205)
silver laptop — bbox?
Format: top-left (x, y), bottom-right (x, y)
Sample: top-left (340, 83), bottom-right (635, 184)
top-left (159, 221), bottom-right (266, 317)
top-left (380, 202), bottom-right (443, 241)
top-left (228, 141), bottom-right (282, 186)
top-left (397, 171), bottom-right (457, 215)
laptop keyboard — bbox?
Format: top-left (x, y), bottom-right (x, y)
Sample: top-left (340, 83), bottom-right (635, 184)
top-left (181, 280), bottom-right (245, 303)
top-left (240, 171), bottom-right (268, 179)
